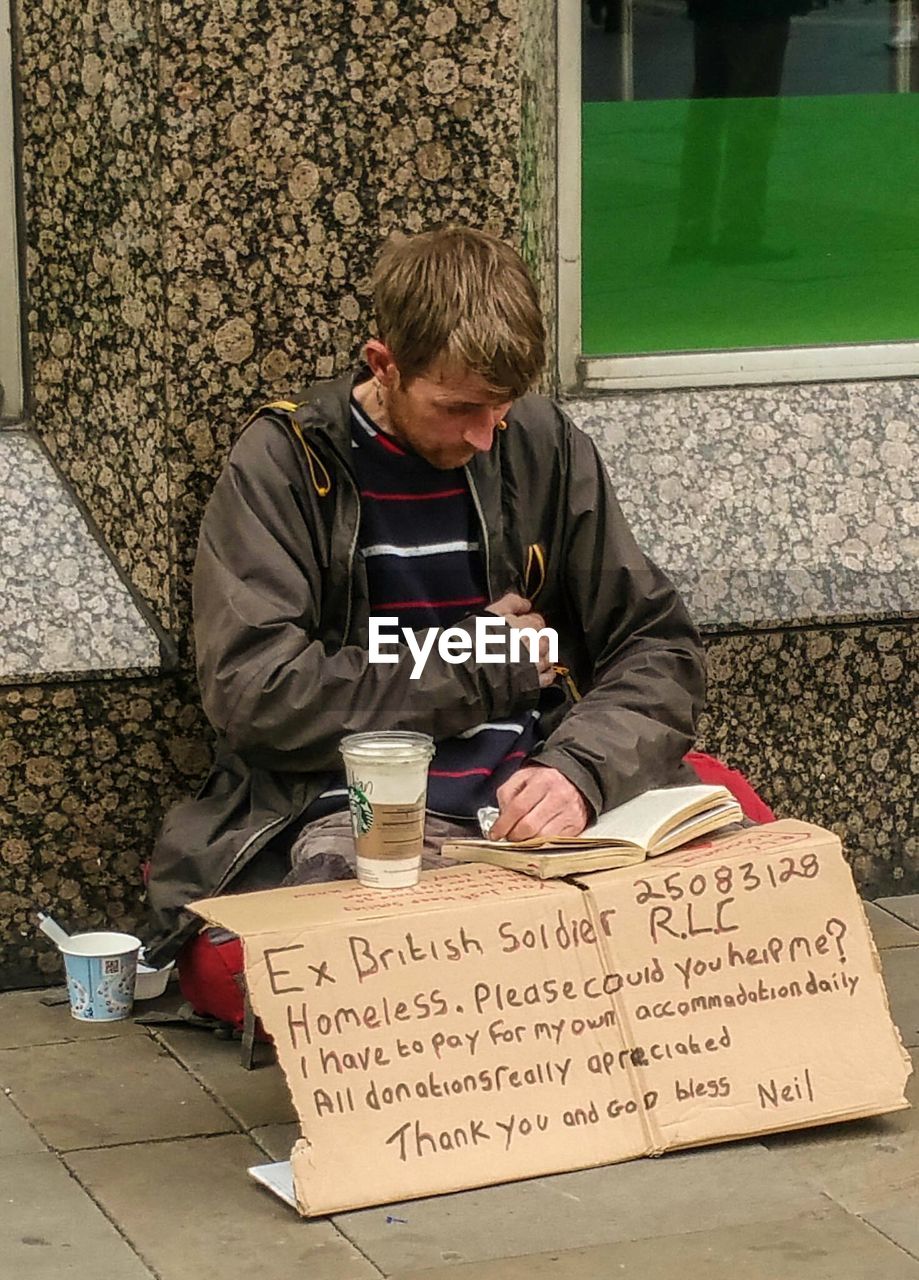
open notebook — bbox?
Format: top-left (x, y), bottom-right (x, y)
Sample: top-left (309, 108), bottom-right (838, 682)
top-left (440, 783), bottom-right (743, 878)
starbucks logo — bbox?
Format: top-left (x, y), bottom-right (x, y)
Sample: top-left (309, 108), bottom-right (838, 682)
top-left (348, 782), bottom-right (374, 837)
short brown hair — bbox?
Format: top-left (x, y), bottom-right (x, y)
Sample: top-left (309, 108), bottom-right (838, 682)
top-left (371, 226), bottom-right (546, 399)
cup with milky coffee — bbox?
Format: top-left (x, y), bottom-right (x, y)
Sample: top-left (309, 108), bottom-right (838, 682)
top-left (339, 731), bottom-right (435, 888)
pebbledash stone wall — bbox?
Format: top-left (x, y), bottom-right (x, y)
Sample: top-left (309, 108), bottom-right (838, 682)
top-left (0, 674), bottom-right (209, 987)
top-left (17, 0), bottom-right (539, 637)
top-left (700, 625), bottom-right (916, 893)
top-left (3, 0), bottom-right (915, 985)
top-left (566, 379), bottom-right (917, 900)
top-left (5, 0), bottom-right (559, 983)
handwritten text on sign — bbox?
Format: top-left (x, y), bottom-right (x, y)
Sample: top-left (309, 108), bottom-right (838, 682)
top-left (248, 836), bottom-right (883, 1193)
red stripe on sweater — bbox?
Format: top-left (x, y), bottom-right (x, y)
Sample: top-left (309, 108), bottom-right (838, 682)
top-left (376, 596), bottom-right (487, 610)
top-left (373, 432), bottom-right (407, 456)
top-left (429, 751), bottom-right (528, 780)
top-left (360, 488), bottom-right (466, 501)
top-left (429, 767), bottom-right (494, 778)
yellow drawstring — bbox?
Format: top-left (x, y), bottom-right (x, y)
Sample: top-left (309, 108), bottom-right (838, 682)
top-left (240, 400), bottom-right (331, 497)
top-left (522, 542), bottom-right (577, 697)
top-left (240, 400), bottom-right (301, 432)
top-left (553, 665), bottom-right (582, 702)
top-left (524, 542), bottom-right (546, 600)
top-left (290, 419), bottom-right (332, 497)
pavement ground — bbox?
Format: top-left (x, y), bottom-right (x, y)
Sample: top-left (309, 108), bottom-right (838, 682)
top-left (2, 894), bottom-right (918, 1280)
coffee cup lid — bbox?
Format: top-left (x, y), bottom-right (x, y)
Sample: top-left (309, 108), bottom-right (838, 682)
top-left (339, 731), bottom-right (435, 764)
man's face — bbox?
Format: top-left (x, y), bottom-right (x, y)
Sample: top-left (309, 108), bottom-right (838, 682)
top-left (383, 360), bottom-right (514, 471)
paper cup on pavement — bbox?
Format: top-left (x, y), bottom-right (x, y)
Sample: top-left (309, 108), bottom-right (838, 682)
top-left (134, 954), bottom-right (175, 1000)
top-left (59, 932), bottom-right (142, 1022)
top-left (340, 731), bottom-right (435, 888)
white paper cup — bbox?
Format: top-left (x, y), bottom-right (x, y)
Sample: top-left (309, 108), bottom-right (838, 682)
top-left (339, 731), bottom-right (435, 888)
top-left (58, 932), bottom-right (142, 1022)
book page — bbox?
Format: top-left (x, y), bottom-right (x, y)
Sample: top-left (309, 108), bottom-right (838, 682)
top-left (439, 841), bottom-right (648, 876)
top-left (650, 800), bottom-right (743, 855)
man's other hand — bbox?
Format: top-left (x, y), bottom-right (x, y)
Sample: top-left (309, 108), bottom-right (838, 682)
top-left (490, 766), bottom-right (589, 842)
top-left (485, 592), bottom-right (545, 632)
top-left (484, 593), bottom-right (556, 689)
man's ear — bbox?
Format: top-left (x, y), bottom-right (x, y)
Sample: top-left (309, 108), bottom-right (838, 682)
top-left (363, 339), bottom-right (400, 388)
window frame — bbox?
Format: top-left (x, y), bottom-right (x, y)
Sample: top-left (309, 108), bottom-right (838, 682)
top-left (557, 1), bottom-right (919, 393)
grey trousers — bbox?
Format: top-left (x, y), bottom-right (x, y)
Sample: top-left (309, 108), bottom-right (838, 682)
top-left (281, 809), bottom-right (471, 887)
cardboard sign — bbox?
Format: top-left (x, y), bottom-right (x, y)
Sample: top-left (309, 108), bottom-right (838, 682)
top-left (191, 820), bottom-right (911, 1216)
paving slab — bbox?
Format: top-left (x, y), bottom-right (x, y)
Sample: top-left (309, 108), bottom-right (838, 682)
top-left (250, 1121), bottom-right (301, 1161)
top-left (764, 1049), bottom-right (918, 1213)
top-left (66, 1133), bottom-right (381, 1280)
top-left (0, 1034), bottom-right (236, 1150)
top-left (153, 1025), bottom-right (298, 1129)
top-left (0, 1151), bottom-right (152, 1279)
top-left (863, 902), bottom-right (919, 949)
top-left (0, 988), bottom-right (148, 1048)
top-left (881, 947), bottom-right (919, 1048)
top-left (386, 1207), bottom-right (919, 1279)
top-left (0, 1090), bottom-right (46, 1156)
top-left (860, 1186), bottom-right (919, 1260)
top-left (876, 895), bottom-right (919, 932)
top-left (331, 1140), bottom-right (828, 1273)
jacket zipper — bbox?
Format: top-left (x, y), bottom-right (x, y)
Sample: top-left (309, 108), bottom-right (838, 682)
top-left (309, 425), bottom-right (361, 645)
top-left (340, 468), bottom-right (361, 644)
top-left (215, 814), bottom-right (288, 895)
top-left (465, 467), bottom-right (492, 597)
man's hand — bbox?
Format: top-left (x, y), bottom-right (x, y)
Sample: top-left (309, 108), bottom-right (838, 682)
top-left (485, 592), bottom-right (545, 632)
top-left (485, 593), bottom-right (556, 689)
top-left (490, 766), bottom-right (590, 842)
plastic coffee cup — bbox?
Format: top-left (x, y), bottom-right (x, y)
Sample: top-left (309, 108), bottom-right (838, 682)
top-left (339, 731), bottom-right (435, 888)
top-left (58, 932), bottom-right (142, 1022)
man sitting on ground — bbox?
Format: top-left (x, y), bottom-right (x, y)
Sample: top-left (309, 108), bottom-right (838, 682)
top-left (144, 226), bottom-right (707, 983)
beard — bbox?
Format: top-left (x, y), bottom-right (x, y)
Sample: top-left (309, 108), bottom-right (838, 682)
top-left (386, 395), bottom-right (474, 470)
top-left (422, 445), bottom-right (476, 470)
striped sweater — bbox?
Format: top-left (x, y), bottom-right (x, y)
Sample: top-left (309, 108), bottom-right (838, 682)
top-left (305, 395), bottom-right (543, 823)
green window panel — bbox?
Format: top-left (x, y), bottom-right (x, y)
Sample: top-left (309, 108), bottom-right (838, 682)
top-left (581, 3), bottom-right (919, 357)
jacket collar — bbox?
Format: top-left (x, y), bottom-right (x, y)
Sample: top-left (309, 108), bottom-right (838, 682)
top-left (292, 366), bottom-right (503, 487)
top-left (289, 367), bottom-right (507, 596)
top-left (292, 369), bottom-right (364, 461)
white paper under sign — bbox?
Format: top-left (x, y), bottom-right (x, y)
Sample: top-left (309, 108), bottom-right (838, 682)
top-left (248, 1161), bottom-right (296, 1208)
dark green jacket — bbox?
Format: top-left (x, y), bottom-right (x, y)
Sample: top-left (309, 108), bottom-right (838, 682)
top-left (144, 372), bottom-right (706, 963)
